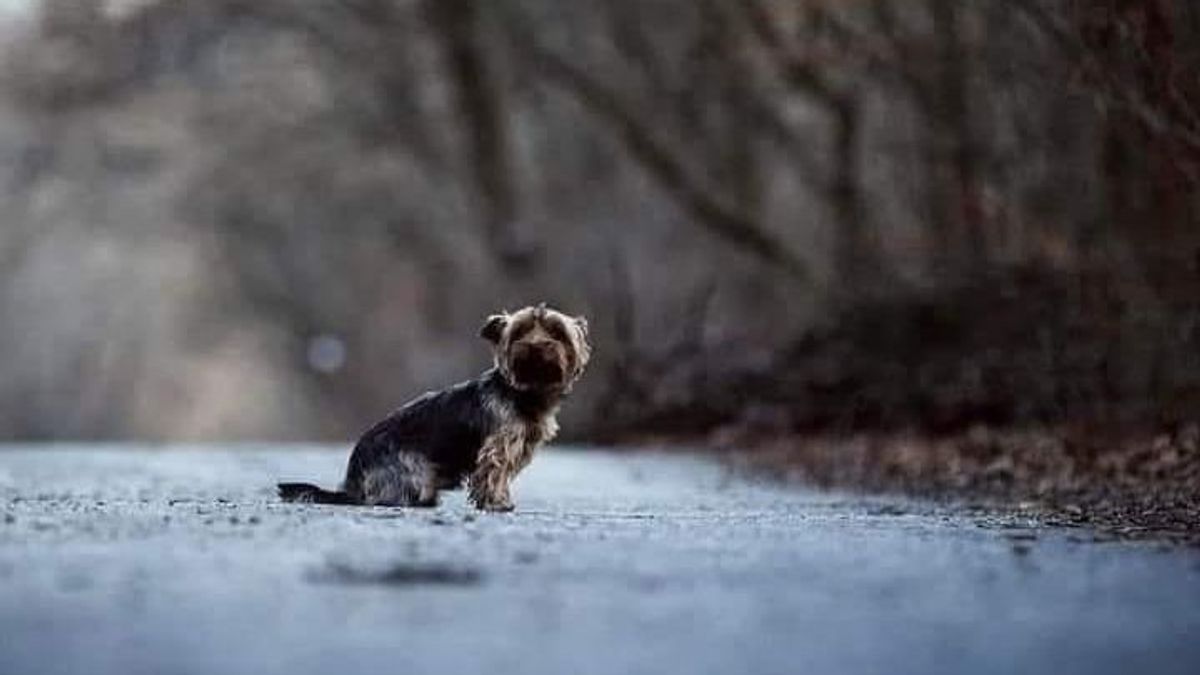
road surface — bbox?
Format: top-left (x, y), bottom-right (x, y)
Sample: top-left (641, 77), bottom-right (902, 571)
top-left (1, 445), bottom-right (1198, 675)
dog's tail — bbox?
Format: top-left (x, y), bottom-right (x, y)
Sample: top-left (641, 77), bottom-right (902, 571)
top-left (277, 482), bottom-right (354, 505)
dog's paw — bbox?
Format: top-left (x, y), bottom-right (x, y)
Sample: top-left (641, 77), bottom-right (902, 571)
top-left (475, 499), bottom-right (515, 513)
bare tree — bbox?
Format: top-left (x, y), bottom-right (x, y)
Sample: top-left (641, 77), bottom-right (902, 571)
top-left (502, 1), bottom-right (811, 281)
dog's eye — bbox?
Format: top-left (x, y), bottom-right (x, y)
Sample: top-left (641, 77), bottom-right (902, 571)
top-left (546, 323), bottom-right (568, 341)
top-left (511, 323), bottom-right (533, 340)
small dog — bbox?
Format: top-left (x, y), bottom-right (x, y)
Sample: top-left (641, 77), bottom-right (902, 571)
top-left (278, 304), bottom-right (591, 511)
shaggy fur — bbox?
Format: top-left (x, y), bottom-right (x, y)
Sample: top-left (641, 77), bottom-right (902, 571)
top-left (278, 304), bottom-right (591, 511)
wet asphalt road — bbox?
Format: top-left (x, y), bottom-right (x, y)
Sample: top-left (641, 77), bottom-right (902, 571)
top-left (0, 445), bottom-right (1198, 675)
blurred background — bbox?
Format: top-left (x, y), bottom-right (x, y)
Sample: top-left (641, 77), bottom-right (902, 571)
top-left (0, 0), bottom-right (1197, 445)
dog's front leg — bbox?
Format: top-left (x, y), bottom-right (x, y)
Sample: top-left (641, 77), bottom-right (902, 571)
top-left (468, 461), bottom-right (513, 511)
top-left (469, 433), bottom-right (518, 511)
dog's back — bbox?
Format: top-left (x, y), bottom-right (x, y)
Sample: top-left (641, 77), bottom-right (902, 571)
top-left (344, 377), bottom-right (496, 497)
top-left (278, 374), bottom-right (498, 507)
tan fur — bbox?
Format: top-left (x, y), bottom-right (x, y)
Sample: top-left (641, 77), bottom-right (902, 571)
top-left (487, 304), bottom-right (591, 395)
top-left (470, 304), bottom-right (587, 511)
top-left (468, 393), bottom-right (560, 511)
top-left (361, 453), bottom-right (437, 507)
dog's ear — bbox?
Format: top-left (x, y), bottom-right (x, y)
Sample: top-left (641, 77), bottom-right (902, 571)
top-left (571, 315), bottom-right (592, 374)
top-left (480, 313), bottom-right (509, 344)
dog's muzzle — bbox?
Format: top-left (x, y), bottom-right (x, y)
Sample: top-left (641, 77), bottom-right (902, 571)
top-left (511, 342), bottom-right (565, 387)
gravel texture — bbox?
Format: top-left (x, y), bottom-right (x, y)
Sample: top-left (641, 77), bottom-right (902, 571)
top-left (1, 445), bottom-right (1199, 675)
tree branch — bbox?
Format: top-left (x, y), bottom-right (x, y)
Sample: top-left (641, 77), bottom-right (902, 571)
top-left (512, 37), bottom-right (810, 280)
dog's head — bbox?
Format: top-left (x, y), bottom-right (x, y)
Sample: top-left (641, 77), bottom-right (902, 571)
top-left (481, 304), bottom-right (591, 393)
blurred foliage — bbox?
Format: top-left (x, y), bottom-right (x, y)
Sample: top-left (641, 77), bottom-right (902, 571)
top-left (0, 0), bottom-right (1196, 441)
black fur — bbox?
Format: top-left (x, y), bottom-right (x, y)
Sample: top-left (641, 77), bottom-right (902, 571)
top-left (277, 368), bottom-right (557, 506)
top-left (276, 482), bottom-right (353, 504)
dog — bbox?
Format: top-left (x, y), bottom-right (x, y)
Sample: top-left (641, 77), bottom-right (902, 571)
top-left (278, 304), bottom-right (591, 511)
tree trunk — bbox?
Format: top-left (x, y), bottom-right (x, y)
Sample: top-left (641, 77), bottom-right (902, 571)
top-left (926, 0), bottom-right (986, 280)
top-left (427, 0), bottom-right (533, 274)
top-left (830, 94), bottom-right (875, 294)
